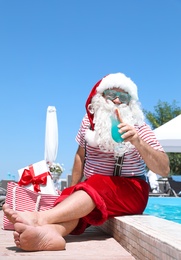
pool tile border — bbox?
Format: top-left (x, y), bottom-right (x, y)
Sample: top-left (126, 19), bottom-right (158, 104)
top-left (100, 215), bottom-right (181, 260)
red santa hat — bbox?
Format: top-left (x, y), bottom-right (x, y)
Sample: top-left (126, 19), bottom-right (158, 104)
top-left (85, 72), bottom-right (138, 130)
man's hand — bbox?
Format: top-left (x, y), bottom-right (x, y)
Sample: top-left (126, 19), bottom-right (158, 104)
top-left (115, 108), bottom-right (140, 145)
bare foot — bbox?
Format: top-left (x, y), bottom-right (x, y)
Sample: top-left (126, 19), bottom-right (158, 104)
top-left (3, 203), bottom-right (39, 226)
top-left (13, 222), bottom-right (66, 251)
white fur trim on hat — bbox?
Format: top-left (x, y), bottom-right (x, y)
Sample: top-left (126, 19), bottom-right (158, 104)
top-left (96, 73), bottom-right (138, 100)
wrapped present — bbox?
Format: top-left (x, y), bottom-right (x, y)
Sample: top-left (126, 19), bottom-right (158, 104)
top-left (3, 182), bottom-right (60, 230)
top-left (18, 160), bottom-right (57, 195)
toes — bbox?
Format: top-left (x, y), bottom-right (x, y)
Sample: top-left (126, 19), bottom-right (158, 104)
top-left (3, 204), bottom-right (23, 223)
top-left (3, 205), bottom-right (17, 221)
top-left (14, 231), bottom-right (21, 247)
top-left (14, 223), bottom-right (28, 233)
top-left (2, 203), bottom-right (10, 211)
top-left (13, 230), bottom-right (20, 240)
top-left (3, 204), bottom-right (14, 217)
top-left (15, 240), bottom-right (21, 247)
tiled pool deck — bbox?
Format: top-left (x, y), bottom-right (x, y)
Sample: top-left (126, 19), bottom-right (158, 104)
top-left (0, 210), bottom-right (135, 260)
top-left (1, 210), bottom-right (181, 260)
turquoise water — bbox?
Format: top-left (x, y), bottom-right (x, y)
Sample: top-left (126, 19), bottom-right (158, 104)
top-left (144, 197), bottom-right (181, 224)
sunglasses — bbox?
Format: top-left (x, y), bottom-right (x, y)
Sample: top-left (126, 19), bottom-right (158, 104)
top-left (103, 89), bottom-right (131, 104)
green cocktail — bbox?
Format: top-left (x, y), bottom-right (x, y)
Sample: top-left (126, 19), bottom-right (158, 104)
top-left (111, 116), bottom-right (124, 143)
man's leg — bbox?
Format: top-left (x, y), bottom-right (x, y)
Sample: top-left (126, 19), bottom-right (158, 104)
top-left (3, 190), bottom-right (96, 226)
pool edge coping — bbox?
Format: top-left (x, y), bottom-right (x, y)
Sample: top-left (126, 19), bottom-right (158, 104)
top-left (99, 215), bottom-right (181, 259)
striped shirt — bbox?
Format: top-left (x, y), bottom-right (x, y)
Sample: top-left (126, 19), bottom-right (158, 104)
top-left (76, 114), bottom-right (164, 179)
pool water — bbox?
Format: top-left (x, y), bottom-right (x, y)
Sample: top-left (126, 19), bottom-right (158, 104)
top-left (144, 197), bottom-right (181, 224)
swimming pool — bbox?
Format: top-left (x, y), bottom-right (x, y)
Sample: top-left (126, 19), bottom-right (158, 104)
top-left (144, 197), bottom-right (181, 224)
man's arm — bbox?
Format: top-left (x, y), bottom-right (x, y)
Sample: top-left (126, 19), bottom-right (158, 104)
top-left (70, 145), bottom-right (85, 186)
top-left (115, 109), bottom-right (170, 177)
top-left (121, 125), bottom-right (170, 177)
top-left (133, 138), bottom-right (170, 177)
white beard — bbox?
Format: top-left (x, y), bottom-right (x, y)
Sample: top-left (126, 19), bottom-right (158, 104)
top-left (85, 93), bottom-right (145, 157)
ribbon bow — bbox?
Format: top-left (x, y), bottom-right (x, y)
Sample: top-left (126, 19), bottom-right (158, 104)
top-left (18, 165), bottom-right (51, 192)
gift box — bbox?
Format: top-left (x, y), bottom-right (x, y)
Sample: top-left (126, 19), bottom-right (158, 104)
top-left (3, 182), bottom-right (60, 230)
top-left (18, 160), bottom-right (57, 195)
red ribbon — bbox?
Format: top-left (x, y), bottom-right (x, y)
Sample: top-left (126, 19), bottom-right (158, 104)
top-left (18, 165), bottom-right (51, 192)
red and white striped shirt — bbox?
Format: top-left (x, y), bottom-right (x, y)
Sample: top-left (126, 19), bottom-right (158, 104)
top-left (76, 114), bottom-right (164, 179)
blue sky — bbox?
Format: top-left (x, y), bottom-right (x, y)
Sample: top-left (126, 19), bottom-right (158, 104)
top-left (0, 0), bottom-right (180, 181)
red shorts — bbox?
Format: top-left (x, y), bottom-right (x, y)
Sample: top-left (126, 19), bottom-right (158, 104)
top-left (54, 175), bottom-right (149, 235)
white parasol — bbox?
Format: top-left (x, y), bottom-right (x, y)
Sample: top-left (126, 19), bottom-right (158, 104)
top-left (153, 114), bottom-right (181, 152)
top-left (44, 106), bottom-right (58, 165)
